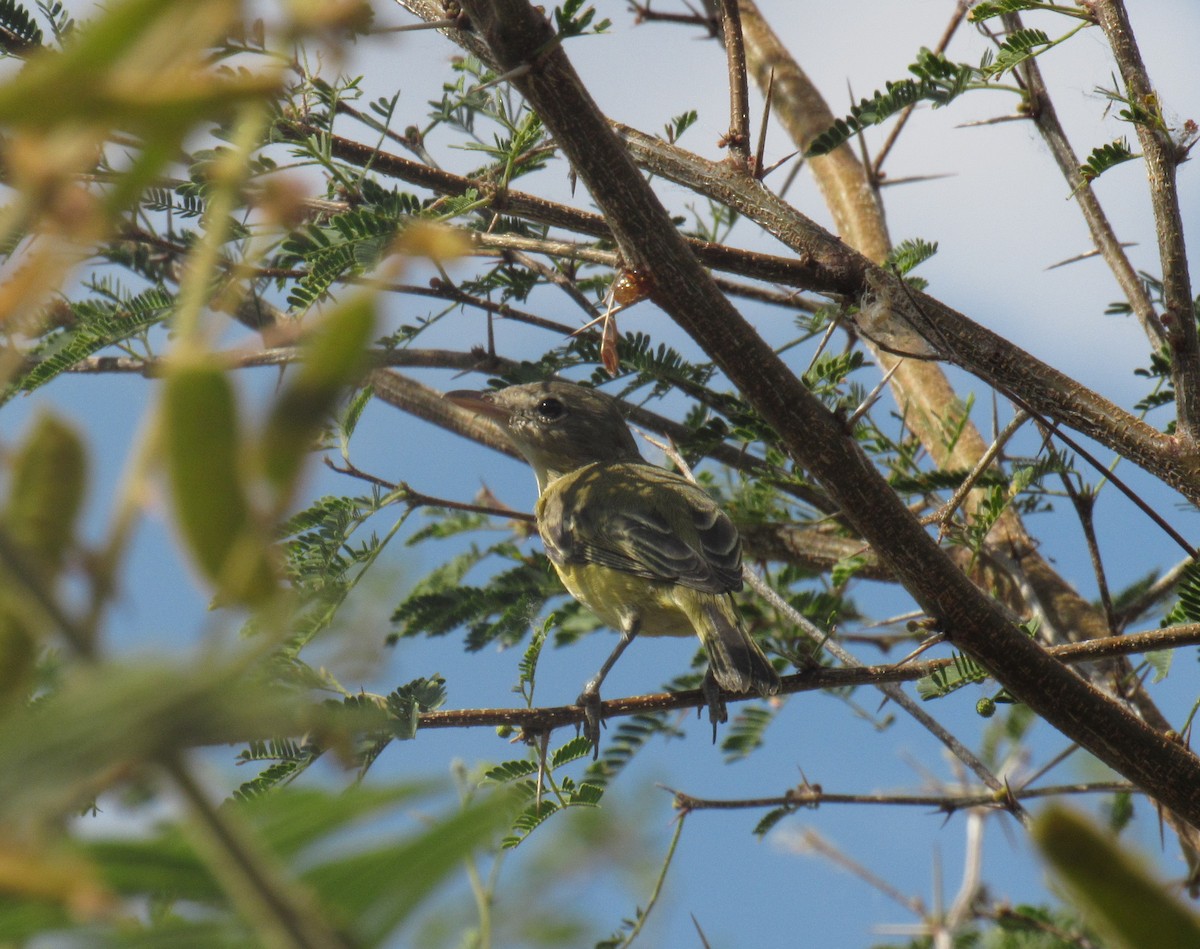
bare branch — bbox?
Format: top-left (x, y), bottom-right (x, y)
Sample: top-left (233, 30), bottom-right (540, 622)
top-left (1094, 1), bottom-right (1199, 439)
top-left (671, 780), bottom-right (1138, 815)
top-left (715, 0), bottom-right (752, 165)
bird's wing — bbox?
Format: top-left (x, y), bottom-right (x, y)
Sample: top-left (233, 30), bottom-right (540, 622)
top-left (538, 463), bottom-right (742, 594)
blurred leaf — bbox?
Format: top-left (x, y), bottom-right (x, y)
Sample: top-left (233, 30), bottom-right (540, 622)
top-left (261, 294), bottom-right (376, 496)
top-left (86, 832), bottom-right (222, 904)
top-left (0, 842), bottom-right (113, 919)
top-left (302, 788), bottom-right (513, 947)
top-left (0, 411), bottom-right (87, 698)
top-left (4, 412), bottom-right (86, 575)
top-left (0, 658), bottom-right (307, 820)
top-left (1033, 806), bottom-right (1200, 949)
top-left (391, 220), bottom-right (472, 262)
top-left (0, 0), bottom-right (277, 131)
top-left (163, 365), bottom-right (276, 605)
top-left (238, 784), bottom-right (440, 862)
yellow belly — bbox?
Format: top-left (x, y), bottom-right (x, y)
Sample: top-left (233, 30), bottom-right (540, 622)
top-left (553, 560), bottom-right (696, 638)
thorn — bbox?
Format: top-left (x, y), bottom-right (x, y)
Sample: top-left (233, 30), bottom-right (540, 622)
top-left (754, 68), bottom-right (775, 179)
top-left (844, 360), bottom-right (901, 431)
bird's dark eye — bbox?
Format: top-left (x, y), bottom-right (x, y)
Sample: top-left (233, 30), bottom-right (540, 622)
top-left (536, 397), bottom-right (565, 421)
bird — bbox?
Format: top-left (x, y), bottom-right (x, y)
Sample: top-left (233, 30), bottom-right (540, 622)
top-left (444, 380), bottom-right (781, 748)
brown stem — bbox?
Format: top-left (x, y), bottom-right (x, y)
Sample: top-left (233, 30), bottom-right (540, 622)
top-left (672, 781), bottom-right (1138, 815)
top-left (715, 0), bottom-right (752, 165)
top-left (275, 120), bottom-right (827, 290)
top-left (615, 122), bottom-right (1200, 505)
top-left (414, 622), bottom-right (1200, 733)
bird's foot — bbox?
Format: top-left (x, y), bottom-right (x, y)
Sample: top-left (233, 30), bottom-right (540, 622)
top-left (701, 671), bottom-right (729, 744)
top-left (576, 681), bottom-right (605, 759)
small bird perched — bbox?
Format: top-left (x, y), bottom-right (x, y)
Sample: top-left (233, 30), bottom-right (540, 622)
top-left (445, 380), bottom-right (781, 747)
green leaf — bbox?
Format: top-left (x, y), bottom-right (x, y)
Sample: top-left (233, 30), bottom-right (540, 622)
top-left (753, 806), bottom-right (793, 837)
top-left (983, 27), bottom-right (1052, 78)
top-left (806, 50), bottom-right (978, 156)
top-left (4, 412), bottom-right (86, 577)
top-left (551, 735), bottom-right (593, 768)
top-left (1145, 648), bottom-right (1173, 683)
top-left (163, 365), bottom-right (276, 605)
top-left (240, 783), bottom-right (441, 862)
top-left (385, 675), bottom-right (448, 740)
top-left (831, 554), bottom-right (867, 588)
top-left (261, 294), bottom-right (376, 496)
top-left (482, 759), bottom-right (538, 784)
top-left (5, 285), bottom-right (173, 404)
top-left (1079, 138), bottom-right (1136, 184)
top-left (886, 237), bottom-right (939, 276)
top-left (664, 109), bottom-right (698, 143)
top-left (916, 652), bottom-right (991, 699)
top-left (721, 704), bottom-right (776, 762)
top-left (1163, 561), bottom-right (1200, 625)
top-left (1033, 806), bottom-right (1200, 949)
top-left (0, 657), bottom-right (307, 822)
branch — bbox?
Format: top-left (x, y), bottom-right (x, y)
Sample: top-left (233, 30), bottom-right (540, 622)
top-left (715, 0), bottom-right (752, 165)
top-left (415, 622), bottom-right (1200, 731)
top-left (275, 119), bottom-right (830, 290)
top-left (670, 780), bottom-right (1139, 815)
top-left (1094, 0), bottom-right (1199, 440)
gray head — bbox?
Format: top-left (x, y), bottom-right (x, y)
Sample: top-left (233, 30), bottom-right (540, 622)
top-left (445, 381), bottom-right (643, 490)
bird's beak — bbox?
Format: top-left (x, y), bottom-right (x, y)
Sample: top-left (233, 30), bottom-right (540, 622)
top-left (444, 389), bottom-right (511, 423)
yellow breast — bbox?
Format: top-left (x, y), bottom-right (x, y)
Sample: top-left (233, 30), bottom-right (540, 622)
top-left (552, 560), bottom-right (699, 639)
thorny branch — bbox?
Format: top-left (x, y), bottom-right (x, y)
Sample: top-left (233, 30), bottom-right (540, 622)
top-left (414, 621), bottom-right (1200, 733)
top-left (1093, 0), bottom-right (1199, 439)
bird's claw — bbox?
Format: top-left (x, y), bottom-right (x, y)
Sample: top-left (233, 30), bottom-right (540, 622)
top-left (701, 671), bottom-right (729, 745)
top-left (576, 683), bottom-right (604, 758)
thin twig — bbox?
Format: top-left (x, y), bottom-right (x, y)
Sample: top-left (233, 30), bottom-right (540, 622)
top-left (936, 410), bottom-right (1030, 537)
top-left (784, 829), bottom-right (926, 915)
top-left (612, 812), bottom-right (686, 949)
top-left (671, 780), bottom-right (1138, 813)
top-left (412, 623), bottom-right (1200, 733)
top-left (1002, 11), bottom-right (1163, 348)
top-left (1057, 472), bottom-right (1116, 634)
top-left (872, 3), bottom-right (968, 179)
top-left (754, 68), bottom-right (775, 178)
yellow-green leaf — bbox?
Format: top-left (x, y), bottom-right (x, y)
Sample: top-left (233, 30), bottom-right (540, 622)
top-left (4, 412), bottom-right (86, 577)
top-left (0, 0), bottom-right (277, 131)
top-left (0, 616), bottom-right (36, 703)
top-left (261, 295), bottom-right (376, 496)
top-left (163, 365), bottom-right (275, 605)
top-left (1033, 806), bottom-right (1200, 949)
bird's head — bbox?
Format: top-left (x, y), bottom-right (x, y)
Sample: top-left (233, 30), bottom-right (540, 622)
top-left (445, 381), bottom-right (642, 490)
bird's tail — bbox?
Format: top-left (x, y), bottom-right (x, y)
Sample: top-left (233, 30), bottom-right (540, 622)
top-left (692, 594), bottom-right (781, 697)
